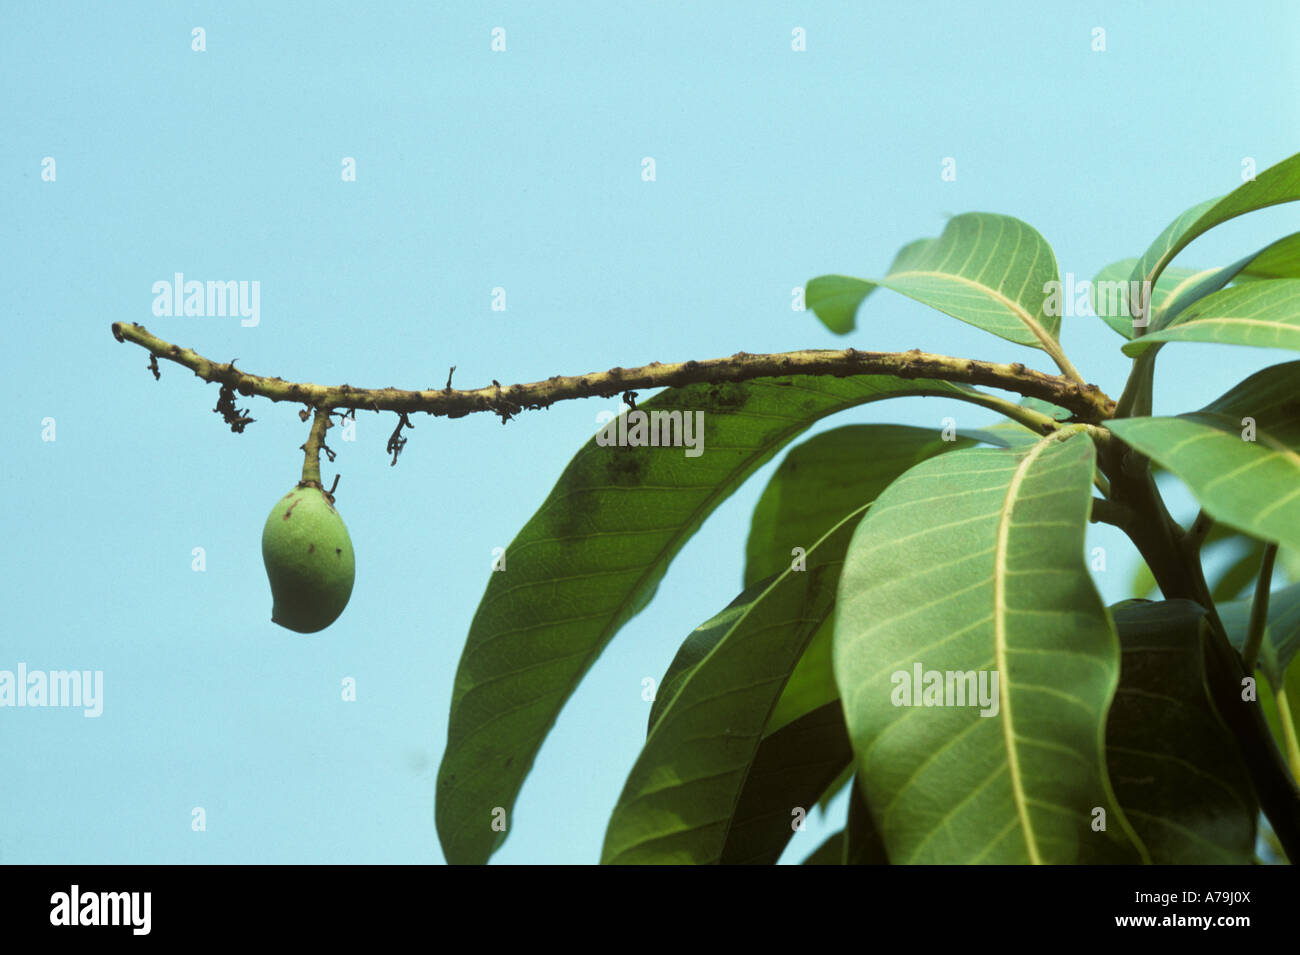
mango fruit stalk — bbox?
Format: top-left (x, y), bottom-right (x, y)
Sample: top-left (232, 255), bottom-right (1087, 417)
top-left (261, 485), bottom-right (355, 633)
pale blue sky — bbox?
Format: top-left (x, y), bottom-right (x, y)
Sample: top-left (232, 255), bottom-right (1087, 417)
top-left (3, 2), bottom-right (1297, 863)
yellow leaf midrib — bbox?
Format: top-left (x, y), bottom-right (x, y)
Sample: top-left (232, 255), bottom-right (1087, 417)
top-left (993, 435), bottom-right (1061, 865)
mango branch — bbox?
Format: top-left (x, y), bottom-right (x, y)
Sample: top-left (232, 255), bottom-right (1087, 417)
top-left (110, 321), bottom-right (1117, 426)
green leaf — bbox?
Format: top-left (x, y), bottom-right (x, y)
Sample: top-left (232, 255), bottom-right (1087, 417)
top-left (437, 374), bottom-right (988, 864)
top-left (1237, 231), bottom-right (1300, 282)
top-left (1148, 254), bottom-right (1261, 335)
top-left (809, 213), bottom-right (1063, 350)
top-left (1091, 259), bottom-right (1217, 340)
top-left (1107, 361), bottom-right (1300, 555)
top-left (1095, 231), bottom-right (1300, 340)
top-left (957, 397), bottom-right (1071, 452)
top-left (1106, 600), bottom-right (1257, 863)
top-left (766, 615), bottom-right (837, 735)
top-left (804, 239), bottom-right (939, 335)
top-left (719, 701), bottom-right (855, 865)
top-left (601, 510), bottom-right (863, 864)
top-left (1129, 560), bottom-right (1158, 600)
top-left (747, 425), bottom-right (979, 736)
top-left (1151, 232), bottom-right (1300, 336)
top-left (646, 576), bottom-right (771, 736)
top-left (1123, 279), bottom-right (1300, 356)
top-left (805, 275), bottom-right (875, 335)
top-left (1221, 581), bottom-right (1300, 689)
top-left (1259, 661), bottom-right (1300, 778)
top-left (833, 433), bottom-right (1147, 864)
top-left (744, 425), bottom-right (973, 588)
top-left (1129, 153), bottom-right (1300, 323)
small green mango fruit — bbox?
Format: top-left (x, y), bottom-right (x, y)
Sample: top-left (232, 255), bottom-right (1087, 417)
top-left (261, 485), bottom-right (355, 633)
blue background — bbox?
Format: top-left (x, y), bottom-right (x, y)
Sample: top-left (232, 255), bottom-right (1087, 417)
top-left (3, 1), bottom-right (1297, 863)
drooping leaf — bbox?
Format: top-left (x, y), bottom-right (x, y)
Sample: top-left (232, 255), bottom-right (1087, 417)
top-left (1106, 600), bottom-right (1258, 864)
top-left (1123, 279), bottom-right (1300, 356)
top-left (646, 576), bottom-right (773, 735)
top-left (809, 213), bottom-right (1063, 349)
top-left (1220, 580), bottom-right (1300, 689)
top-left (1107, 362), bottom-right (1300, 555)
top-left (1258, 661), bottom-right (1300, 779)
top-left (805, 275), bottom-right (876, 335)
top-left (1129, 152), bottom-right (1300, 324)
top-left (437, 374), bottom-right (988, 864)
top-left (719, 701), bottom-right (855, 865)
top-left (833, 433), bottom-right (1147, 864)
top-left (745, 424), bottom-right (976, 735)
top-left (602, 510), bottom-right (864, 864)
top-left (805, 239), bottom-right (935, 335)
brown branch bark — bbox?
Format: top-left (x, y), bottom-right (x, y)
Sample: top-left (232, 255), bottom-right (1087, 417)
top-left (111, 322), bottom-right (1116, 424)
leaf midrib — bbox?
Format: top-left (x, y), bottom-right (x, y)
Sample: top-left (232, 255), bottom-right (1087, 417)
top-left (887, 269), bottom-right (1057, 351)
top-left (992, 433), bottom-right (1060, 865)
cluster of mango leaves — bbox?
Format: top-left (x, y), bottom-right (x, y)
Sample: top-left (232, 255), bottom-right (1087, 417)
top-left (436, 152), bottom-right (1300, 865)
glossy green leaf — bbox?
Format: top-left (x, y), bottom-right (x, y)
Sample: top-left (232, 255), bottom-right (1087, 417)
top-left (1106, 600), bottom-right (1258, 864)
top-left (601, 510), bottom-right (863, 864)
top-left (834, 433), bottom-right (1147, 864)
top-left (719, 701), bottom-right (855, 865)
top-left (1129, 153), bottom-right (1300, 323)
top-left (1124, 279), bottom-right (1300, 356)
top-left (1107, 361), bottom-right (1300, 555)
top-left (809, 213), bottom-right (1062, 349)
top-left (437, 374), bottom-right (988, 864)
